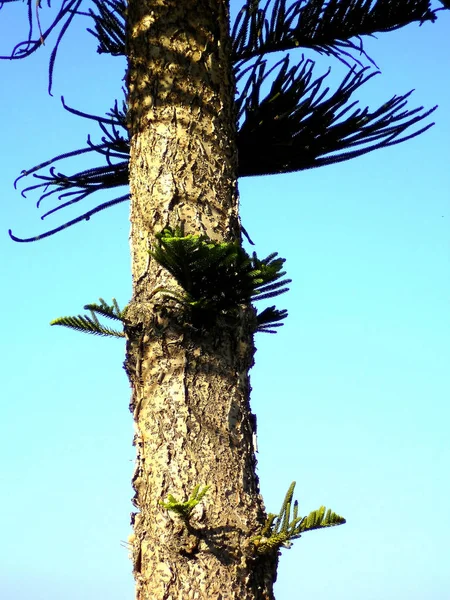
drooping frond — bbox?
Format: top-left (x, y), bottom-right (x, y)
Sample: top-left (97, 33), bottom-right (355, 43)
top-left (14, 54), bottom-right (436, 240)
top-left (0, 0), bottom-right (83, 93)
top-left (9, 97), bottom-right (129, 242)
top-left (150, 228), bottom-right (290, 330)
top-left (61, 95), bottom-right (128, 128)
top-left (251, 481), bottom-right (346, 554)
top-left (19, 161), bottom-right (128, 213)
top-left (232, 0), bottom-right (438, 66)
top-left (15, 96), bottom-right (129, 192)
top-left (50, 298), bottom-right (125, 337)
top-left (237, 56), bottom-right (436, 176)
top-left (12, 97), bottom-right (127, 189)
top-left (87, 0), bottom-right (126, 55)
top-left (8, 194), bottom-right (129, 242)
top-left (8, 0), bottom-right (445, 240)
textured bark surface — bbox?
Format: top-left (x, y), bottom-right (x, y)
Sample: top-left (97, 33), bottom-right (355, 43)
top-left (125, 1), bottom-right (278, 598)
top-left (127, 0), bottom-right (240, 300)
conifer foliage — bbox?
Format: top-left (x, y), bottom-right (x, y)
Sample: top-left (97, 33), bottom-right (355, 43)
top-left (2, 0), bottom-right (446, 241)
top-left (2, 0), bottom-right (448, 596)
top-left (231, 0), bottom-right (437, 64)
top-left (150, 227), bottom-right (291, 328)
top-left (51, 298), bottom-right (126, 337)
top-left (251, 482), bottom-right (346, 554)
top-left (50, 229), bottom-right (291, 335)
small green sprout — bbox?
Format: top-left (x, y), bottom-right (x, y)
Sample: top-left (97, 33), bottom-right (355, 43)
top-left (160, 484), bottom-right (211, 521)
top-left (251, 482), bottom-right (346, 554)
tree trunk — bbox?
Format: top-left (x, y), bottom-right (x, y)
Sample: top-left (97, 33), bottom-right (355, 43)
top-left (125, 1), bottom-right (278, 597)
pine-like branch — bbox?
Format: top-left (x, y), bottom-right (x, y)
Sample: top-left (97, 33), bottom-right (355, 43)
top-left (50, 314), bottom-right (125, 337)
top-left (232, 0), bottom-right (438, 66)
top-left (8, 194), bottom-right (129, 243)
top-left (12, 55), bottom-right (436, 240)
top-left (83, 297), bottom-right (126, 321)
top-left (8, 1), bottom-right (444, 240)
top-left (8, 96), bottom-right (129, 242)
top-left (50, 298), bottom-right (126, 338)
top-left (251, 481), bottom-right (346, 554)
top-left (14, 97), bottom-right (128, 187)
top-left (87, 0), bottom-right (126, 55)
top-left (237, 56), bottom-right (436, 176)
top-left (256, 306), bottom-right (288, 333)
top-left (84, 0), bottom-right (446, 66)
top-left (0, 0), bottom-right (84, 94)
top-left (150, 228), bottom-right (290, 331)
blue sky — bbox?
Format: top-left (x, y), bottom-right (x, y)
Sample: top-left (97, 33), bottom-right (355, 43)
top-left (1, 2), bottom-right (449, 599)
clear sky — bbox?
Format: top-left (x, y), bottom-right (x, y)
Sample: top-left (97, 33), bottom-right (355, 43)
top-left (1, 2), bottom-right (449, 599)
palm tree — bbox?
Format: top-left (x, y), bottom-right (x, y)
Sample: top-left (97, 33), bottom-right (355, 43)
top-left (2, 0), bottom-right (447, 597)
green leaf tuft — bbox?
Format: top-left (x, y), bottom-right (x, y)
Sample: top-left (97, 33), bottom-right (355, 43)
top-left (160, 485), bottom-right (211, 521)
top-left (150, 227), bottom-right (290, 332)
top-left (51, 298), bottom-right (125, 338)
top-left (251, 481), bottom-right (345, 554)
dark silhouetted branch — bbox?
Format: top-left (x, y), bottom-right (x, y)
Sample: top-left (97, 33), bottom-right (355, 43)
top-left (237, 56), bottom-right (436, 176)
top-left (0, 0), bottom-right (83, 94)
top-left (232, 0), bottom-right (438, 66)
top-left (8, 194), bottom-right (129, 242)
top-left (87, 0), bottom-right (125, 55)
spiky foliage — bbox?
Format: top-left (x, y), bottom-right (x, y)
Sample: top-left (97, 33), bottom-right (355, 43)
top-left (150, 227), bottom-right (290, 330)
top-left (87, 0), bottom-right (126, 56)
top-left (160, 485), bottom-right (211, 522)
top-left (49, 232), bottom-right (290, 336)
top-left (8, 96), bottom-right (129, 243)
top-left (236, 56), bottom-right (436, 176)
top-left (251, 482), bottom-right (346, 554)
top-left (6, 0), bottom-right (447, 241)
top-left (255, 306), bottom-right (288, 333)
top-left (0, 0), bottom-right (84, 94)
top-left (232, 0), bottom-right (437, 65)
top-left (50, 298), bottom-right (126, 338)
top-left (58, 0), bottom-right (441, 64)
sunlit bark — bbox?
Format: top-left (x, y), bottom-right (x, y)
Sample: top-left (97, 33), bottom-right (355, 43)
top-left (125, 1), bottom-right (277, 597)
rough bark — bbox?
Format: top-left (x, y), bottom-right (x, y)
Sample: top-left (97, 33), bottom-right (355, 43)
top-left (125, 1), bottom-right (278, 598)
